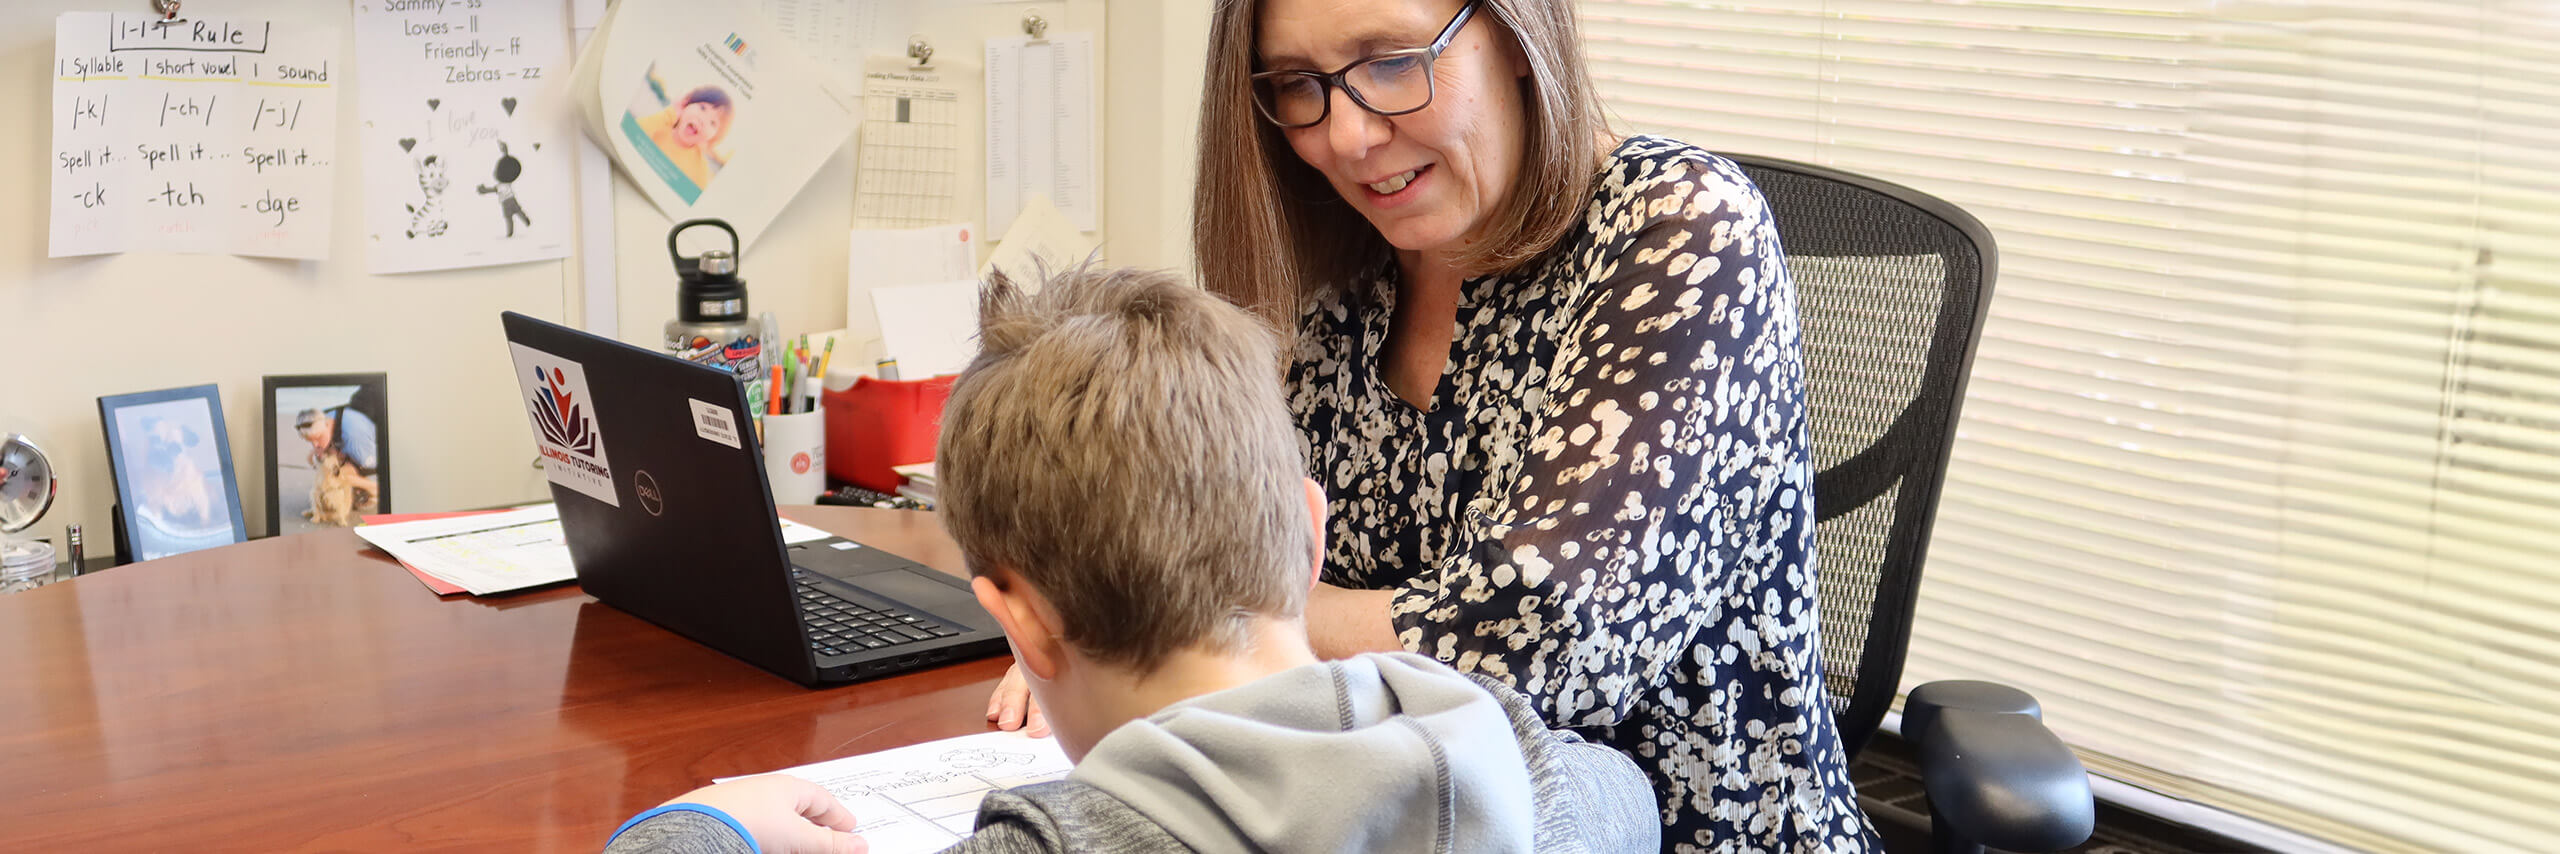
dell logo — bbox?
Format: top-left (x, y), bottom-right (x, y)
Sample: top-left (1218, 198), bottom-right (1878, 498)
top-left (633, 470), bottom-right (664, 516)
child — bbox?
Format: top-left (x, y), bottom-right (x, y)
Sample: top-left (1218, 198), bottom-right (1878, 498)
top-left (605, 265), bottom-right (1661, 854)
top-left (635, 85), bottom-right (732, 188)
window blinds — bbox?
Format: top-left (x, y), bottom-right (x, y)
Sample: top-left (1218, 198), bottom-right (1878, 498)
top-left (1578, 1), bottom-right (2560, 850)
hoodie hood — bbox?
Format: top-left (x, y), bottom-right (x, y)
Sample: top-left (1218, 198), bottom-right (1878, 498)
top-left (1066, 652), bottom-right (1536, 854)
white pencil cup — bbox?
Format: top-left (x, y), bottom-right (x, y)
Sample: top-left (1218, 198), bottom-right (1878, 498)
top-left (761, 410), bottom-right (827, 505)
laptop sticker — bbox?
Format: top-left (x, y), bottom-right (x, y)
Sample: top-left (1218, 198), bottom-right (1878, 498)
top-left (688, 398), bottom-right (742, 449)
top-left (508, 342), bottom-right (621, 507)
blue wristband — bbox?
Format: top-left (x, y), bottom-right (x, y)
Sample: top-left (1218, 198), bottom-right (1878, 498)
top-left (609, 803), bottom-right (760, 854)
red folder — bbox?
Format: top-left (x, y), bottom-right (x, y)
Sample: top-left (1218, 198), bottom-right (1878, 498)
top-left (359, 510), bottom-right (502, 596)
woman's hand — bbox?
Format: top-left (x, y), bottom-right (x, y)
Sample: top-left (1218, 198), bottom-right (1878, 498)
top-left (984, 663), bottom-right (1050, 737)
top-left (658, 775), bottom-right (867, 854)
top-left (1305, 582), bottom-right (1405, 659)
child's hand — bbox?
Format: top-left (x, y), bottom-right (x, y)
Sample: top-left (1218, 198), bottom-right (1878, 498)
top-left (658, 775), bottom-right (868, 854)
top-left (985, 663), bottom-right (1050, 738)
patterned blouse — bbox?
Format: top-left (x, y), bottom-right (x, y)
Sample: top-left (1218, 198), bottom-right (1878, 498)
top-left (1288, 136), bottom-right (1881, 853)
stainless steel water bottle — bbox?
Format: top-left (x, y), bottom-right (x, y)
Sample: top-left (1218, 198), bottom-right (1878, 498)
top-left (662, 219), bottom-right (768, 417)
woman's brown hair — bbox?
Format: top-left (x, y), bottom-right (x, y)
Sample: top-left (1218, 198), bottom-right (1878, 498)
top-left (1192, 0), bottom-right (1613, 328)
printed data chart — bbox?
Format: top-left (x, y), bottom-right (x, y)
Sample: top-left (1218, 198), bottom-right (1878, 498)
top-left (854, 66), bottom-right (963, 228)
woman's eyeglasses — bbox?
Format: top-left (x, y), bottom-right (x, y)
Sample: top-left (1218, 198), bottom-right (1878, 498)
top-left (1250, 0), bottom-right (1482, 129)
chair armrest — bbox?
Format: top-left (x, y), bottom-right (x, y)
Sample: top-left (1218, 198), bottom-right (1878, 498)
top-left (1905, 680), bottom-right (2096, 852)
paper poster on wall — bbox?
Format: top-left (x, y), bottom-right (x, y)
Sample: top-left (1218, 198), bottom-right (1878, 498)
top-left (856, 57), bottom-right (968, 228)
top-left (566, 0), bottom-right (858, 247)
top-left (50, 14), bottom-right (342, 259)
top-left (985, 33), bottom-right (1096, 237)
top-left (354, 0), bottom-right (576, 275)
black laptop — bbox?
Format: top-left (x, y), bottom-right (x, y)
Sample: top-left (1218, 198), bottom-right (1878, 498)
top-left (500, 311), bottom-right (1006, 686)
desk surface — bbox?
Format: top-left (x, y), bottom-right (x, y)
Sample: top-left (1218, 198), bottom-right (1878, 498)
top-left (0, 507), bottom-right (1010, 851)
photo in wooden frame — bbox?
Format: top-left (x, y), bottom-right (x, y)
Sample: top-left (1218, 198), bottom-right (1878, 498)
top-left (262, 374), bottom-right (391, 537)
top-left (98, 383), bottom-right (248, 562)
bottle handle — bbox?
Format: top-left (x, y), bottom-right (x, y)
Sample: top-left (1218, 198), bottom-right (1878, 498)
top-left (668, 218), bottom-right (741, 270)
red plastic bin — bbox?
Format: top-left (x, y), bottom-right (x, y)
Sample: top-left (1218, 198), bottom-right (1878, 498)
top-left (822, 375), bottom-right (955, 493)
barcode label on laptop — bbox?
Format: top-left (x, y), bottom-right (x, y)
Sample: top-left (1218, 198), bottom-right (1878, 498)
top-left (688, 398), bottom-right (742, 449)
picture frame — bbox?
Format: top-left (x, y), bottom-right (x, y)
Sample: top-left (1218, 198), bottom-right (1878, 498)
top-left (98, 384), bottom-right (248, 562)
top-left (262, 373), bottom-right (391, 537)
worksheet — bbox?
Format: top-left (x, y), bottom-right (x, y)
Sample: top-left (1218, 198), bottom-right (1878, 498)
top-left (721, 730), bottom-right (1072, 854)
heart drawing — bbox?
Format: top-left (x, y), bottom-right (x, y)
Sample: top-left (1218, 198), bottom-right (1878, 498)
top-left (398, 137), bottom-right (416, 152)
top-left (502, 97), bottom-right (519, 115)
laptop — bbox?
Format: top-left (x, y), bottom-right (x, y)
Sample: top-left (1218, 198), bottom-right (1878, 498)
top-left (500, 311), bottom-right (1006, 686)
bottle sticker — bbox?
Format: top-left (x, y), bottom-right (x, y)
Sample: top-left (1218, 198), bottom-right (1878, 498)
top-left (507, 343), bottom-right (620, 507)
top-left (689, 398), bottom-right (742, 449)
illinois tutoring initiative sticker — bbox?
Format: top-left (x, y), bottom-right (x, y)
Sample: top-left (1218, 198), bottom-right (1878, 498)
top-left (508, 342), bottom-right (620, 507)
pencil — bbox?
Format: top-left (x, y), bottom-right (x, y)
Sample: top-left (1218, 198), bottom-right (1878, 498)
top-left (818, 337), bottom-right (836, 381)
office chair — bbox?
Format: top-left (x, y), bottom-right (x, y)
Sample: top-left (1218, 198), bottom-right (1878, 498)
top-left (1726, 153), bottom-right (2097, 854)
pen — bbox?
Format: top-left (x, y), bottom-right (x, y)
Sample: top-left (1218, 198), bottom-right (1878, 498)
top-left (782, 350), bottom-right (797, 413)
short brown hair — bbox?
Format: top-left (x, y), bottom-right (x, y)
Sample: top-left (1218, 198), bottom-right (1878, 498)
top-left (1192, 0), bottom-right (1613, 326)
top-left (935, 264), bottom-right (1313, 674)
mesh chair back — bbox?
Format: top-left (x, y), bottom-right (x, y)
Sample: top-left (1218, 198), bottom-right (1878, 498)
top-left (1726, 154), bottom-right (1997, 758)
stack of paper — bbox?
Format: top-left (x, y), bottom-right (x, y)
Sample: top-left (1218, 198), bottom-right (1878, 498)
top-left (354, 504), bottom-right (835, 596)
top-left (892, 462), bottom-right (937, 506)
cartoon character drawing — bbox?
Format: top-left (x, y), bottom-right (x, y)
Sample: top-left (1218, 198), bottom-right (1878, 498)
top-left (476, 141), bottom-right (532, 237)
top-left (404, 154), bottom-right (449, 239)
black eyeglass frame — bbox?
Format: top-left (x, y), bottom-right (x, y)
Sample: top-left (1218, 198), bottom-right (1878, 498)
top-left (1248, 0), bottom-right (1483, 129)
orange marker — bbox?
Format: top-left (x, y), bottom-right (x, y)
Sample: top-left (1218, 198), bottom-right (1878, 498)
top-left (767, 364), bottom-right (784, 415)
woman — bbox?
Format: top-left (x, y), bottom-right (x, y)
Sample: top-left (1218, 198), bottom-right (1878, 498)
top-left (995, 0), bottom-right (1877, 849)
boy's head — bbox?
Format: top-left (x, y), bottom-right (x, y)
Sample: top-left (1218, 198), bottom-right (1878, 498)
top-left (937, 264), bottom-right (1317, 682)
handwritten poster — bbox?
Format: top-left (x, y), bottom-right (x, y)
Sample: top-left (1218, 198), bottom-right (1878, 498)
top-left (51, 14), bottom-right (341, 259)
top-left (356, 0), bottom-right (574, 275)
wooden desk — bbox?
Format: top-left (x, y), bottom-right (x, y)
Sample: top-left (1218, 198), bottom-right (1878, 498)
top-left (0, 507), bottom-right (1010, 851)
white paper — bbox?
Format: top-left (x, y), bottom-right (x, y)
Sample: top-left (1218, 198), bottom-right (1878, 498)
top-left (984, 33), bottom-right (1096, 236)
top-left (354, 0), bottom-right (576, 274)
top-left (568, 0), bottom-right (859, 247)
top-left (759, 0), bottom-right (907, 86)
top-left (849, 223), bottom-right (974, 292)
top-left (871, 280), bottom-right (981, 379)
top-left (353, 504), bottom-right (577, 595)
top-left (355, 504), bottom-right (833, 594)
top-left (720, 731), bottom-right (1072, 854)
top-left (778, 517), bottom-right (831, 544)
top-left (857, 58), bottom-right (968, 228)
top-left (50, 14), bottom-right (343, 259)
top-left (981, 195), bottom-right (1094, 290)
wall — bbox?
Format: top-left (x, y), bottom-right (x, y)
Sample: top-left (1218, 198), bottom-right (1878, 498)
top-left (1, 0), bottom-right (1208, 558)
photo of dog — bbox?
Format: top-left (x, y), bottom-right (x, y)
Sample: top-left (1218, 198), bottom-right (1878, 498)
top-left (101, 388), bottom-right (246, 562)
top-left (265, 376), bottom-right (390, 537)
top-left (297, 408), bottom-right (379, 527)
top-left (133, 415), bottom-right (220, 530)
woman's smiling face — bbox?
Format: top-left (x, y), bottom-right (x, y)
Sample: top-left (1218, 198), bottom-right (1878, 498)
top-left (1257, 0), bottom-right (1529, 262)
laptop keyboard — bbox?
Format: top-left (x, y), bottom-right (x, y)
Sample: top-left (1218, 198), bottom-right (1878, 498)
top-left (792, 568), bottom-right (959, 657)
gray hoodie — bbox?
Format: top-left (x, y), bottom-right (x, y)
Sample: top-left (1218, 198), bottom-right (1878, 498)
top-left (606, 652), bottom-right (1660, 853)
